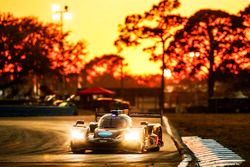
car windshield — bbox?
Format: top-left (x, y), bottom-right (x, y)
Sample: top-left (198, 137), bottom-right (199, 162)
top-left (99, 116), bottom-right (128, 129)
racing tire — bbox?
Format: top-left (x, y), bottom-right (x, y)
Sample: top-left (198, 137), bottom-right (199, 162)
top-left (70, 142), bottom-right (86, 154)
top-left (71, 148), bottom-right (86, 154)
top-left (151, 146), bottom-right (160, 152)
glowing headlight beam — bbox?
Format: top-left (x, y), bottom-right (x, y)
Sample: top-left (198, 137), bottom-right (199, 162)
top-left (124, 130), bottom-right (141, 141)
top-left (71, 129), bottom-right (85, 140)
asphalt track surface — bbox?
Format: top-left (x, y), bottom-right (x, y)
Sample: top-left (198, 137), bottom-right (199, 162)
top-left (0, 115), bottom-right (181, 167)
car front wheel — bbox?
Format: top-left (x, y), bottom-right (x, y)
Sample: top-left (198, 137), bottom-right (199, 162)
top-left (71, 148), bottom-right (86, 154)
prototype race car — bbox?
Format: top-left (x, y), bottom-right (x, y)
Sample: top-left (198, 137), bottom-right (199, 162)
top-left (70, 110), bottom-right (163, 153)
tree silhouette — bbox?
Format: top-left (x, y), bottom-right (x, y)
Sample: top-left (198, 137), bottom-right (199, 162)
top-left (115, 0), bottom-right (186, 110)
top-left (49, 40), bottom-right (87, 75)
top-left (167, 9), bottom-right (249, 99)
top-left (78, 54), bottom-right (124, 88)
top-left (0, 13), bottom-right (88, 96)
top-left (48, 39), bottom-right (87, 95)
top-left (240, 4), bottom-right (250, 24)
top-left (0, 13), bottom-right (59, 91)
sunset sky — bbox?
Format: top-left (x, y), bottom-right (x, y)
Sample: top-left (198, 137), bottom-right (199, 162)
top-left (0, 0), bottom-right (249, 75)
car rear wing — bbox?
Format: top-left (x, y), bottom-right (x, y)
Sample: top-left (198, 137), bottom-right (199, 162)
top-left (128, 110), bottom-right (162, 118)
top-left (95, 109), bottom-right (129, 121)
top-left (95, 108), bottom-right (162, 121)
top-left (127, 107), bottom-right (162, 118)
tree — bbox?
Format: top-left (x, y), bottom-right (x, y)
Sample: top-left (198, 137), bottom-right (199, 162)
top-left (115, 0), bottom-right (186, 110)
top-left (0, 13), bottom-right (60, 92)
top-left (0, 13), bottom-right (88, 96)
top-left (49, 40), bottom-right (87, 82)
top-left (240, 4), bottom-right (250, 25)
top-left (78, 54), bottom-right (124, 88)
top-left (167, 9), bottom-right (249, 99)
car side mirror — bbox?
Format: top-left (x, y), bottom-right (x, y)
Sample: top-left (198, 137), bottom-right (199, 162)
top-left (140, 121), bottom-right (148, 126)
top-left (75, 120), bottom-right (85, 127)
top-left (89, 122), bottom-right (98, 133)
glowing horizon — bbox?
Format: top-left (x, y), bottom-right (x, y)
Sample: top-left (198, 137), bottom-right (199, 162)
top-left (0, 0), bottom-right (248, 75)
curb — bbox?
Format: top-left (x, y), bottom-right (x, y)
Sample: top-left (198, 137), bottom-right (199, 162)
top-left (162, 116), bottom-right (198, 167)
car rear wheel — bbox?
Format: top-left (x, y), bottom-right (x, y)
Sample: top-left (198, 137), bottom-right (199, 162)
top-left (151, 146), bottom-right (160, 152)
top-left (70, 142), bottom-right (86, 154)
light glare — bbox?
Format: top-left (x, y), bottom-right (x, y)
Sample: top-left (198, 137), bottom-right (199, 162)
top-left (52, 13), bottom-right (60, 21)
top-left (124, 130), bottom-right (140, 141)
top-left (64, 12), bottom-right (72, 20)
top-left (71, 129), bottom-right (84, 140)
top-left (164, 69), bottom-right (171, 78)
top-left (51, 4), bottom-right (60, 12)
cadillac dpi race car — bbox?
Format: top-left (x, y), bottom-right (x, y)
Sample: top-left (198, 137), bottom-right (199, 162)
top-left (70, 110), bottom-right (163, 153)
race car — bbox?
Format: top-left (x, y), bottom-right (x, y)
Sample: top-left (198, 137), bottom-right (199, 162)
top-left (70, 110), bottom-right (163, 153)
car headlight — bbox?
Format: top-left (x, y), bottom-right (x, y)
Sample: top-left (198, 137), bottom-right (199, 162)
top-left (71, 129), bottom-right (85, 140)
top-left (124, 130), bottom-right (141, 141)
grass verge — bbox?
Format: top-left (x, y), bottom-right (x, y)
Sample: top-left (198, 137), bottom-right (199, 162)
top-left (165, 113), bottom-right (250, 166)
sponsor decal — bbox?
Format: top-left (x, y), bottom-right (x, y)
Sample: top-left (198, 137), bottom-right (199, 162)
top-left (98, 131), bottom-right (112, 137)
